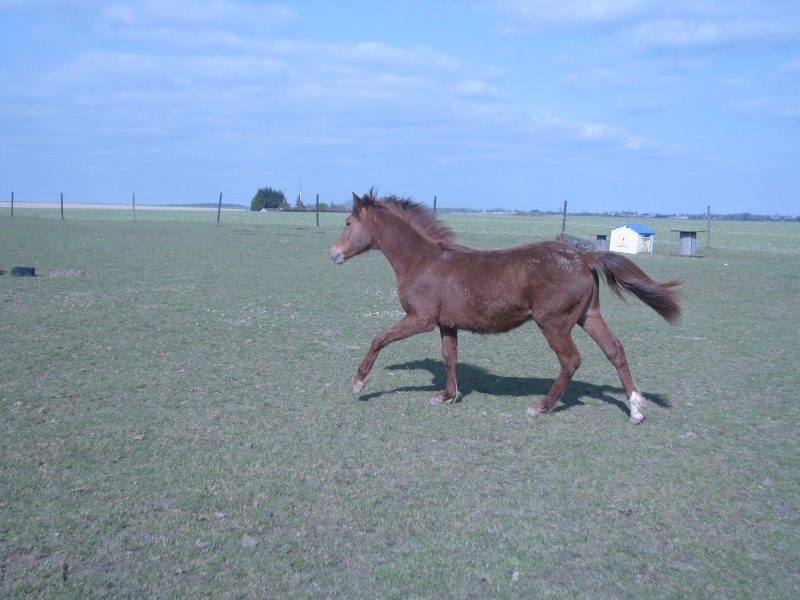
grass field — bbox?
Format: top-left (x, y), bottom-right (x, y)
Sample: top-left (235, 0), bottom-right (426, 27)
top-left (1, 207), bottom-right (798, 598)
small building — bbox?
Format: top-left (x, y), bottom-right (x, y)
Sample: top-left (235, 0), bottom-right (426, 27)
top-left (609, 224), bottom-right (655, 254)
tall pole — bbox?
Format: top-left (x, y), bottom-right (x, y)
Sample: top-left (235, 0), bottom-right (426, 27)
top-left (706, 205), bottom-right (711, 248)
top-left (433, 195), bottom-right (437, 214)
top-left (132, 192), bottom-right (136, 222)
top-left (562, 200), bottom-right (567, 233)
top-left (315, 193), bottom-right (319, 227)
top-left (60, 192), bottom-right (64, 220)
top-left (216, 192), bottom-right (223, 224)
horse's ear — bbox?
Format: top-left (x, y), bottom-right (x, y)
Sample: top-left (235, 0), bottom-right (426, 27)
top-left (352, 191), bottom-right (375, 212)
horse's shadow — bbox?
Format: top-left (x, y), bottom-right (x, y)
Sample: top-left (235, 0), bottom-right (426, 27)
top-left (360, 358), bottom-right (671, 415)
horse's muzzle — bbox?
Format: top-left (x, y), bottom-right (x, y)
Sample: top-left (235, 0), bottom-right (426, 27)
top-left (330, 248), bottom-right (345, 264)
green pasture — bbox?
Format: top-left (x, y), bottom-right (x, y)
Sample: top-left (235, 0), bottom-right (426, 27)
top-left (1, 208), bottom-right (798, 598)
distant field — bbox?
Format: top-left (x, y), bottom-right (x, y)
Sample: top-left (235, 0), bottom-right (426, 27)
top-left (3, 203), bottom-right (799, 253)
top-left (1, 208), bottom-right (798, 598)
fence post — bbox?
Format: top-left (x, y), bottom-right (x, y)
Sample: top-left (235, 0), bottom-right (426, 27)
top-left (433, 196), bottom-right (437, 214)
top-left (216, 193), bottom-right (222, 224)
top-left (562, 201), bottom-right (567, 233)
top-left (60, 193), bottom-right (64, 220)
top-left (132, 192), bottom-right (136, 222)
top-left (315, 194), bottom-right (319, 226)
top-left (10, 191), bottom-right (13, 216)
top-left (706, 206), bottom-right (711, 248)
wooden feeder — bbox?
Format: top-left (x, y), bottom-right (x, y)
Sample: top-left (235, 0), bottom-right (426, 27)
top-left (671, 229), bottom-right (705, 257)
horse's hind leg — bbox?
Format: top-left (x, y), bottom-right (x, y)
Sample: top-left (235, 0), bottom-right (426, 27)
top-left (580, 312), bottom-right (644, 424)
top-left (432, 325), bottom-right (460, 404)
top-left (527, 324), bottom-right (582, 416)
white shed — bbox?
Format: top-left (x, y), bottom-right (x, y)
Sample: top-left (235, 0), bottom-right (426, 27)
top-left (609, 224), bottom-right (655, 254)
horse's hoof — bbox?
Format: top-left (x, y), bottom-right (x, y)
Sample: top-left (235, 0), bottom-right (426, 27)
top-left (527, 402), bottom-right (546, 416)
top-left (629, 414), bottom-right (644, 425)
top-left (430, 391), bottom-right (461, 405)
top-left (352, 375), bottom-right (369, 394)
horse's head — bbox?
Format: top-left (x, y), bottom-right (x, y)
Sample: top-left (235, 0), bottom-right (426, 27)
top-left (330, 191), bottom-right (377, 264)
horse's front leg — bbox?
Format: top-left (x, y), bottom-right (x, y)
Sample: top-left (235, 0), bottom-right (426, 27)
top-left (352, 314), bottom-right (434, 394)
top-left (431, 325), bottom-right (460, 404)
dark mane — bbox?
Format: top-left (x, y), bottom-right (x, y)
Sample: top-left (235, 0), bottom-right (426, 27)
top-left (374, 193), bottom-right (457, 247)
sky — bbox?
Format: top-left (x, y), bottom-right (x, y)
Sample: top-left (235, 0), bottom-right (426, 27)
top-left (1, 1), bottom-right (799, 215)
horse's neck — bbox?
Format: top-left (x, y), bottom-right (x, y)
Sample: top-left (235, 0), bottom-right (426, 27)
top-left (373, 216), bottom-right (436, 279)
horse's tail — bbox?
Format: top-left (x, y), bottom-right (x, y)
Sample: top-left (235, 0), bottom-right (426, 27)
top-left (584, 252), bottom-right (681, 324)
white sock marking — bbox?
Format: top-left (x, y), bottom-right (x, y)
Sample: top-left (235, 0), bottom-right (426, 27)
top-left (629, 391), bottom-right (645, 424)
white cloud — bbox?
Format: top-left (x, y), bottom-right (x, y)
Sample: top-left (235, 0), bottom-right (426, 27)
top-left (480, 0), bottom-right (800, 132)
top-left (476, 0), bottom-right (653, 30)
top-left (11, 8), bottom-right (513, 158)
top-left (560, 68), bottom-right (627, 92)
top-left (529, 115), bottom-right (679, 153)
top-left (624, 18), bottom-right (798, 51)
top-left (614, 92), bottom-right (675, 113)
top-left (171, 0), bottom-right (291, 26)
top-left (560, 65), bottom-right (680, 92)
top-left (2, 0), bottom-right (297, 32)
top-left (721, 58), bottom-right (800, 121)
top-left (0, 0), bottom-right (681, 176)
top-left (474, 0), bottom-right (800, 50)
top-left (775, 58), bottom-right (800, 82)
top-left (0, 0), bottom-right (105, 18)
top-left (6, 0), bottom-right (792, 213)
top-left (731, 96), bottom-right (800, 120)
top-left (558, 64), bottom-right (684, 114)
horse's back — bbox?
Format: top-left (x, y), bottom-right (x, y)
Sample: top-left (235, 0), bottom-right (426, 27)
top-left (451, 240), bottom-right (592, 286)
top-left (432, 241), bottom-right (594, 333)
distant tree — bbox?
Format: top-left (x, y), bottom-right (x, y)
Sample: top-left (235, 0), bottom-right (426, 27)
top-left (326, 201), bottom-right (351, 212)
top-left (251, 187), bottom-right (287, 211)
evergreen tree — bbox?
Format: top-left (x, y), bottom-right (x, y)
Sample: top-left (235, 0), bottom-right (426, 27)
top-left (251, 187), bottom-right (286, 211)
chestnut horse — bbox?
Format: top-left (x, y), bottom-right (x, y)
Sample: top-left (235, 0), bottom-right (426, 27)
top-left (331, 190), bottom-right (680, 423)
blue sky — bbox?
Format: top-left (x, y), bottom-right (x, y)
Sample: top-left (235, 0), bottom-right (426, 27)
top-left (1, 1), bottom-right (798, 214)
